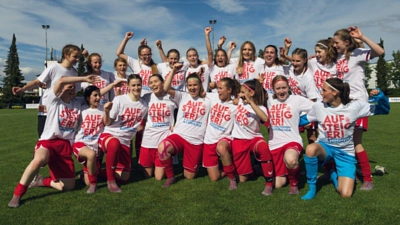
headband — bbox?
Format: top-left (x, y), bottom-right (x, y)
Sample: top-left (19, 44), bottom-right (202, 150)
top-left (325, 81), bottom-right (339, 92)
top-left (243, 83), bottom-right (254, 92)
top-left (317, 43), bottom-right (328, 48)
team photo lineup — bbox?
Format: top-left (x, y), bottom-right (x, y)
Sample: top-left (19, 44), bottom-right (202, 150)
top-left (7, 25), bottom-right (391, 208)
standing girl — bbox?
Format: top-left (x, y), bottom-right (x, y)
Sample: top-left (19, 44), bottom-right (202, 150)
top-left (139, 74), bottom-right (177, 179)
top-left (99, 74), bottom-right (148, 193)
top-left (112, 57), bottom-right (130, 97)
top-left (203, 77), bottom-right (240, 190)
top-left (12, 44), bottom-right (80, 137)
top-left (268, 75), bottom-right (314, 194)
top-left (301, 78), bottom-right (389, 200)
top-left (260, 45), bottom-right (287, 96)
top-left (157, 64), bottom-right (211, 187)
top-left (8, 75), bottom-right (98, 207)
top-left (333, 26), bottom-right (385, 190)
top-left (231, 41), bottom-right (264, 84)
top-left (231, 79), bottom-right (274, 196)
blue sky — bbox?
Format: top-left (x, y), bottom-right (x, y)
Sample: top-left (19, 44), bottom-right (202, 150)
top-left (1, 0), bottom-right (399, 83)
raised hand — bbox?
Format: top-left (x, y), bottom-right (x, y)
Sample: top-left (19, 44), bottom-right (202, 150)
top-left (205, 27), bottom-right (212, 35)
top-left (229, 41), bottom-right (237, 50)
top-left (86, 75), bottom-right (101, 84)
top-left (217, 36), bottom-right (227, 48)
top-left (348, 26), bottom-right (363, 39)
top-left (173, 62), bottom-right (183, 70)
top-left (125, 32), bottom-right (134, 39)
top-left (12, 87), bottom-right (23, 95)
top-left (284, 37), bottom-right (292, 48)
top-left (140, 38), bottom-right (147, 46)
top-left (155, 40), bottom-right (162, 48)
top-left (104, 102), bottom-right (113, 112)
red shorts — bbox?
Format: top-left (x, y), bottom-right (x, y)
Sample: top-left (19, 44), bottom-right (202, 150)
top-left (165, 134), bottom-right (203, 172)
top-left (203, 138), bottom-right (232, 168)
top-left (270, 142), bottom-right (302, 177)
top-left (35, 138), bottom-right (75, 179)
top-left (73, 142), bottom-right (99, 174)
top-left (99, 133), bottom-right (131, 172)
top-left (355, 117), bottom-right (368, 131)
top-left (139, 147), bottom-right (162, 168)
top-left (232, 137), bottom-right (265, 176)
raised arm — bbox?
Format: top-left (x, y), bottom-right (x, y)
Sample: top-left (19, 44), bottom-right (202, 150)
top-left (155, 40), bottom-right (168, 63)
top-left (12, 79), bottom-right (41, 95)
top-left (282, 37), bottom-right (292, 62)
top-left (54, 75), bottom-right (99, 97)
top-left (116, 32), bottom-right (134, 61)
top-left (103, 102), bottom-right (113, 126)
top-left (99, 79), bottom-right (124, 96)
top-left (227, 41), bottom-right (236, 63)
top-left (205, 27), bottom-right (213, 67)
top-left (348, 26), bottom-right (384, 59)
top-left (239, 92), bottom-right (268, 122)
top-left (163, 63), bottom-right (183, 98)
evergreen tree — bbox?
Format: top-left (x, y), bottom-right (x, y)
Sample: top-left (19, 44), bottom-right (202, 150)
top-left (258, 49), bottom-right (264, 58)
top-left (364, 62), bottom-right (372, 89)
top-left (2, 34), bottom-right (24, 105)
top-left (387, 50), bottom-right (400, 89)
top-left (77, 44), bottom-right (86, 76)
top-left (375, 38), bottom-right (388, 94)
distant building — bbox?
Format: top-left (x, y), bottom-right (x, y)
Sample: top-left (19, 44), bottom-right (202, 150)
top-left (366, 60), bottom-right (395, 89)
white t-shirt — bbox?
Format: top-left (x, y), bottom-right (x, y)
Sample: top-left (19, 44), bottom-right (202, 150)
top-left (232, 100), bottom-right (266, 140)
top-left (286, 66), bottom-right (318, 100)
top-left (208, 63), bottom-right (236, 92)
top-left (306, 100), bottom-right (376, 156)
top-left (267, 95), bottom-right (314, 150)
top-left (231, 57), bottom-right (264, 84)
top-left (141, 93), bottom-right (177, 148)
top-left (112, 74), bottom-right (129, 99)
top-left (37, 63), bottom-right (78, 115)
top-left (186, 64), bottom-right (210, 92)
top-left (261, 64), bottom-right (288, 95)
top-left (203, 93), bottom-right (237, 144)
top-left (171, 91), bottom-right (211, 145)
top-left (127, 56), bottom-right (162, 95)
top-left (40, 89), bottom-right (81, 141)
top-left (336, 48), bottom-right (370, 102)
top-left (74, 105), bottom-right (104, 150)
top-left (103, 94), bottom-right (148, 147)
top-left (308, 58), bottom-right (336, 101)
top-left (159, 62), bottom-right (188, 91)
top-left (81, 70), bottom-right (115, 108)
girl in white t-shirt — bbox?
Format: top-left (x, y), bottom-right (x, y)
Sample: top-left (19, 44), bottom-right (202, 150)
top-left (333, 26), bottom-right (385, 190)
top-left (158, 49), bottom-right (188, 91)
top-left (113, 57), bottom-right (130, 97)
top-left (231, 79), bottom-right (274, 196)
top-left (139, 74), bottom-right (177, 179)
top-left (301, 78), bottom-right (389, 200)
top-left (8, 75), bottom-right (98, 208)
top-left (260, 45), bottom-right (287, 95)
top-left (99, 74), bottom-right (148, 193)
top-left (203, 77), bottom-right (240, 190)
top-left (73, 86), bottom-right (104, 194)
top-left (268, 75), bottom-right (314, 195)
top-left (231, 41), bottom-right (264, 84)
top-left (157, 64), bottom-right (211, 187)
top-left (206, 29), bottom-right (236, 92)
top-left (12, 44), bottom-right (81, 137)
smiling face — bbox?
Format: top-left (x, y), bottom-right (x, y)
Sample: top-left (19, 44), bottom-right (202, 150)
top-left (321, 82), bottom-right (337, 104)
top-left (65, 50), bottom-right (80, 66)
top-left (87, 89), bottom-right (101, 108)
top-left (217, 80), bottom-right (231, 102)
top-left (115, 61), bottom-right (127, 77)
top-left (90, 56), bottom-right (102, 74)
top-left (186, 49), bottom-right (199, 67)
top-left (168, 52), bottom-right (179, 68)
top-left (239, 85), bottom-right (254, 104)
top-left (242, 43), bottom-right (254, 61)
top-left (333, 35), bottom-right (348, 54)
top-left (186, 78), bottom-right (201, 98)
top-left (291, 54), bottom-right (307, 74)
top-left (273, 80), bottom-right (289, 101)
top-left (149, 75), bottom-right (164, 96)
top-left (264, 46), bottom-right (277, 66)
top-left (139, 48), bottom-right (152, 66)
top-left (128, 78), bottom-right (142, 97)
top-left (215, 50), bottom-right (227, 67)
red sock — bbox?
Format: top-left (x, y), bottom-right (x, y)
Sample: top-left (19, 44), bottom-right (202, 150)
top-left (324, 160), bottom-right (334, 174)
top-left (356, 150), bottom-right (372, 182)
top-left (256, 141), bottom-right (274, 186)
top-left (105, 138), bottom-right (121, 181)
top-left (287, 166), bottom-right (300, 187)
top-left (14, 183), bottom-right (28, 197)
top-left (43, 177), bottom-right (52, 187)
top-left (223, 164), bottom-right (236, 180)
top-left (160, 158), bottom-right (174, 178)
top-left (88, 174), bottom-right (97, 185)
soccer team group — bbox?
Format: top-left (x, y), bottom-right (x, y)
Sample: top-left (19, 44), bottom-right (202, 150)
top-left (7, 25), bottom-right (390, 208)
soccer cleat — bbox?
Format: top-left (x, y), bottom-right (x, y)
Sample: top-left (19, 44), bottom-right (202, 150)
top-left (107, 181), bottom-right (121, 193)
top-left (86, 184), bottom-right (97, 194)
top-left (288, 186), bottom-right (299, 195)
top-left (228, 179), bottom-right (237, 190)
top-left (360, 181), bottom-right (374, 191)
top-left (29, 175), bottom-right (44, 188)
top-left (261, 186), bottom-right (273, 196)
top-left (162, 177), bottom-right (175, 188)
top-left (8, 195), bottom-right (21, 208)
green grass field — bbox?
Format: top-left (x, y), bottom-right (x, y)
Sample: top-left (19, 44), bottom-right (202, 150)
top-left (1, 105), bottom-right (400, 225)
